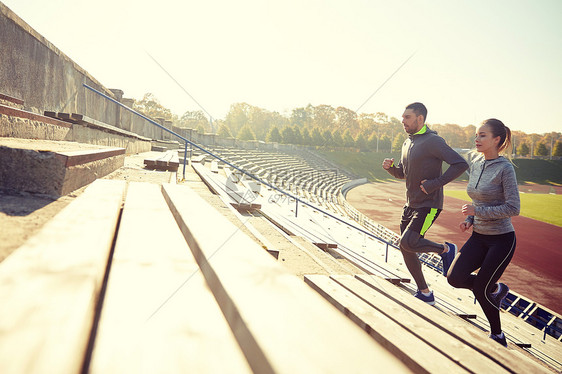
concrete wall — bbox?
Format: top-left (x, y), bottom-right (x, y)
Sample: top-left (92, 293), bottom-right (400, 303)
top-left (0, 2), bottom-right (164, 141)
top-left (215, 136), bottom-right (237, 147)
top-left (1, 4), bottom-right (112, 123)
top-left (1, 2), bottom-right (316, 153)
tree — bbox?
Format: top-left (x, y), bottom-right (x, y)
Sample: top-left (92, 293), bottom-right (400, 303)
top-left (179, 110), bottom-right (209, 131)
top-left (291, 106), bottom-right (313, 127)
top-left (196, 124), bottom-right (206, 134)
top-left (311, 127), bottom-right (324, 146)
top-left (237, 124), bottom-right (256, 141)
top-left (217, 124), bottom-right (233, 138)
top-left (516, 142), bottom-right (530, 157)
top-left (313, 105), bottom-right (336, 129)
top-left (293, 126), bottom-right (303, 145)
top-left (392, 132), bottom-right (407, 152)
top-left (431, 123), bottom-right (467, 148)
top-left (342, 129), bottom-right (354, 148)
top-left (358, 113), bottom-right (377, 135)
top-left (463, 125), bottom-right (477, 148)
top-left (266, 126), bottom-right (282, 143)
top-left (355, 133), bottom-right (368, 151)
top-left (379, 134), bottom-right (391, 152)
top-left (225, 102), bottom-right (284, 141)
top-left (322, 129), bottom-right (334, 147)
top-left (374, 112), bottom-right (389, 124)
top-left (225, 102), bottom-right (252, 138)
top-left (301, 128), bottom-right (312, 146)
top-left (335, 106), bottom-right (359, 136)
top-left (332, 129), bottom-right (343, 148)
top-left (281, 126), bottom-right (296, 144)
top-left (367, 132), bottom-right (378, 151)
top-left (248, 105), bottom-right (269, 140)
top-left (553, 141), bottom-right (562, 157)
top-left (134, 93), bottom-right (174, 121)
top-left (535, 142), bottom-right (549, 156)
top-left (269, 111), bottom-right (290, 135)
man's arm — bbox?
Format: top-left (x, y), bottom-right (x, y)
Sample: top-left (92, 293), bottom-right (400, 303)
top-left (421, 138), bottom-right (468, 193)
top-left (382, 158), bottom-right (404, 179)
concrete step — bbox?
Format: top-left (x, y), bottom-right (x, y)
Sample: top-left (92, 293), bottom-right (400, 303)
top-left (0, 105), bottom-right (151, 154)
top-left (0, 92), bottom-right (24, 110)
top-left (0, 137), bottom-right (125, 196)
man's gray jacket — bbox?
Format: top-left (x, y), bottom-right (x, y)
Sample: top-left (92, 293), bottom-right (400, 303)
top-left (386, 126), bottom-right (468, 209)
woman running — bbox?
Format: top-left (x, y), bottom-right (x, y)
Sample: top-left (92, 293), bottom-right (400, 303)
top-left (447, 118), bottom-right (520, 347)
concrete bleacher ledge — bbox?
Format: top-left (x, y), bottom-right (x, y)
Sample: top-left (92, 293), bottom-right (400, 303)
top-left (0, 93), bottom-right (23, 105)
top-left (0, 138), bottom-right (125, 196)
top-left (0, 102), bottom-right (151, 155)
top-left (0, 93), bottom-right (24, 108)
top-left (1, 103), bottom-right (73, 140)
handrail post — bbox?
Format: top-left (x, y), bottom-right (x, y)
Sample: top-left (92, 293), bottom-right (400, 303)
top-left (183, 142), bottom-right (188, 180)
top-left (385, 243), bottom-right (389, 263)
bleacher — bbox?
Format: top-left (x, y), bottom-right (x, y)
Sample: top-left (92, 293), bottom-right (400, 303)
top-left (199, 145), bottom-right (355, 208)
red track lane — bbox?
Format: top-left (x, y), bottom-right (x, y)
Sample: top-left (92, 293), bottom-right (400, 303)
top-left (347, 181), bottom-right (562, 315)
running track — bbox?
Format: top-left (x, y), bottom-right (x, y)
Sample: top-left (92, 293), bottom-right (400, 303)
top-left (347, 181), bottom-right (562, 315)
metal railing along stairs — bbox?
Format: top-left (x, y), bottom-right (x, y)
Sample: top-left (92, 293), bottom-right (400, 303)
top-left (83, 83), bottom-right (402, 261)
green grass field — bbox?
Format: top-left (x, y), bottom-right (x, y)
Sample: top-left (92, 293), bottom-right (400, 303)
top-left (444, 190), bottom-right (562, 227)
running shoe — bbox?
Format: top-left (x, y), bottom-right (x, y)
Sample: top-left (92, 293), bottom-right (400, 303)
top-left (440, 242), bottom-right (458, 276)
top-left (414, 290), bottom-right (435, 306)
top-left (490, 283), bottom-right (509, 309)
top-left (489, 333), bottom-right (508, 347)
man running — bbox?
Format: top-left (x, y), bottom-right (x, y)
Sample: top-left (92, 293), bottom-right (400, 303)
top-left (382, 102), bottom-right (468, 305)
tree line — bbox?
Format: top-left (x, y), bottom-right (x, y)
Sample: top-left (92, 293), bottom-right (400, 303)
top-left (133, 93), bottom-right (562, 157)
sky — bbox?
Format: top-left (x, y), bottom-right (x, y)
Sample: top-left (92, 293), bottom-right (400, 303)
top-left (3, 0), bottom-right (562, 134)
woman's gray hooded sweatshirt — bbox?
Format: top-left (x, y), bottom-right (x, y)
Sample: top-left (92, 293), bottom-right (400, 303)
top-left (465, 155), bottom-right (520, 235)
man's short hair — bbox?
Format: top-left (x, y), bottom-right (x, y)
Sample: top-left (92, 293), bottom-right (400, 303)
top-left (406, 102), bottom-right (427, 123)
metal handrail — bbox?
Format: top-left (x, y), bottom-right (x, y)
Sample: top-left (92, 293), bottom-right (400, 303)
top-left (83, 83), bottom-right (399, 250)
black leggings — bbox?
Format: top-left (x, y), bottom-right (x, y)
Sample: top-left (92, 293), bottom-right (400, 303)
top-left (448, 231), bottom-right (516, 335)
